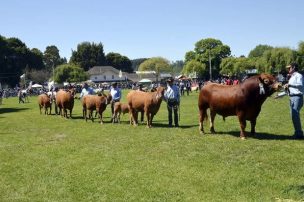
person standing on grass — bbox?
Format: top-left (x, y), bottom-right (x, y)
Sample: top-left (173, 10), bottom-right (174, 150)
top-left (18, 89), bottom-right (24, 103)
top-left (164, 77), bottom-right (180, 127)
top-left (79, 82), bottom-right (95, 99)
top-left (110, 82), bottom-right (121, 121)
top-left (284, 62), bottom-right (304, 139)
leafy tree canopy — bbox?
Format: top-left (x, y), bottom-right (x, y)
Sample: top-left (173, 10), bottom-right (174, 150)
top-left (70, 42), bottom-right (106, 71)
top-left (43, 45), bottom-right (65, 72)
top-left (131, 58), bottom-right (148, 71)
top-left (106, 52), bottom-right (133, 73)
top-left (54, 64), bottom-right (88, 83)
top-left (138, 57), bottom-right (171, 81)
top-left (248, 44), bottom-right (273, 58)
top-left (182, 60), bottom-right (205, 77)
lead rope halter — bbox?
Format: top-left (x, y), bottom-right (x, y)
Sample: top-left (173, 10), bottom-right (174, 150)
top-left (259, 83), bottom-right (265, 95)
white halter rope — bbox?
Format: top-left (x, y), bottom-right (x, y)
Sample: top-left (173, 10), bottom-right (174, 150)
top-left (259, 83), bottom-right (265, 95)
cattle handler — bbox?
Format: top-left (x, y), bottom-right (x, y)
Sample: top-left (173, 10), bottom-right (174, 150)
top-left (284, 62), bottom-right (304, 139)
top-left (164, 77), bottom-right (180, 127)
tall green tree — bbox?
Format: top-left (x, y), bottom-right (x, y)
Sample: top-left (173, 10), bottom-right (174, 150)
top-left (296, 41), bottom-right (304, 68)
top-left (43, 45), bottom-right (64, 72)
top-left (70, 42), bottom-right (106, 71)
top-left (248, 44), bottom-right (273, 58)
top-left (192, 38), bottom-right (231, 79)
top-left (131, 58), bottom-right (148, 71)
top-left (106, 52), bottom-right (133, 72)
top-left (171, 60), bottom-right (184, 75)
top-left (1, 37), bottom-right (32, 87)
top-left (138, 57), bottom-right (171, 82)
top-left (29, 48), bottom-right (44, 70)
top-left (182, 60), bottom-right (205, 78)
top-left (54, 64), bottom-right (88, 83)
top-left (262, 47), bottom-right (296, 73)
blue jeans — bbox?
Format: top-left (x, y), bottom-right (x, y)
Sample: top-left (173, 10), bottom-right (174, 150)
top-left (290, 96), bottom-right (304, 137)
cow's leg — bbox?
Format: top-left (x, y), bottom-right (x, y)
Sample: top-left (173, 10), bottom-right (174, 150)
top-left (140, 111), bottom-right (144, 123)
top-left (146, 111), bottom-right (151, 128)
top-left (250, 119), bottom-right (256, 136)
top-left (117, 112), bottom-right (121, 124)
top-left (210, 110), bottom-right (216, 134)
top-left (49, 105), bottom-right (52, 115)
top-left (150, 113), bottom-right (155, 127)
top-left (90, 110), bottom-right (94, 122)
top-left (69, 109), bottom-right (72, 118)
top-left (199, 108), bottom-right (205, 134)
top-left (237, 113), bottom-right (247, 139)
top-left (39, 105), bottom-right (42, 114)
top-left (134, 111), bottom-right (139, 125)
top-left (99, 111), bottom-right (103, 124)
top-left (130, 108), bottom-right (138, 126)
top-left (64, 108), bottom-right (68, 118)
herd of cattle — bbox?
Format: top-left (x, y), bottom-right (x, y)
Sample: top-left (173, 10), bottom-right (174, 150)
top-left (38, 73), bottom-right (282, 139)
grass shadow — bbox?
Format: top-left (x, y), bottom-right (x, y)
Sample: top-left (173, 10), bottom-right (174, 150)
top-left (215, 130), bottom-right (294, 140)
top-left (283, 184), bottom-right (304, 198)
top-left (0, 107), bottom-right (30, 115)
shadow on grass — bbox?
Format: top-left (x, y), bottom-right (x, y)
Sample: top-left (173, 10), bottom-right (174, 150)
top-left (215, 130), bottom-right (296, 140)
top-left (283, 184), bottom-right (304, 198)
top-left (0, 107), bottom-right (30, 115)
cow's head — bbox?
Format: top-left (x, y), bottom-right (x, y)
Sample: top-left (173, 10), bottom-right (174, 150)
top-left (156, 86), bottom-right (165, 100)
top-left (259, 73), bottom-right (282, 95)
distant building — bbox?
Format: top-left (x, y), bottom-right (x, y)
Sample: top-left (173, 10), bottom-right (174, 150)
top-left (87, 66), bottom-right (172, 83)
top-left (87, 66), bottom-right (127, 82)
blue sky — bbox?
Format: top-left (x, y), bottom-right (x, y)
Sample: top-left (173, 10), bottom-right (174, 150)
top-left (1, 0), bottom-right (303, 62)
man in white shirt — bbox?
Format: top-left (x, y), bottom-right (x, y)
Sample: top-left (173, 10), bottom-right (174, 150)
top-left (284, 62), bottom-right (304, 139)
top-left (164, 78), bottom-right (180, 127)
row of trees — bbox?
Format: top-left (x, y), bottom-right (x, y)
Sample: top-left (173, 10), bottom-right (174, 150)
top-left (1, 34), bottom-right (304, 86)
top-left (0, 35), bottom-right (139, 86)
top-left (0, 35), bottom-right (67, 87)
top-left (182, 38), bottom-right (304, 80)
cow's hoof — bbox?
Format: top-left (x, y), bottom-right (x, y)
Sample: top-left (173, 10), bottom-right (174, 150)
top-left (200, 131), bottom-right (204, 135)
top-left (240, 137), bottom-right (246, 140)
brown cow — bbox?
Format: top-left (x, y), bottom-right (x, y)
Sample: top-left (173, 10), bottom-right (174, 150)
top-left (113, 102), bottom-right (129, 123)
top-left (112, 102), bottom-right (144, 124)
top-left (82, 94), bottom-right (112, 124)
top-left (56, 89), bottom-right (75, 118)
top-left (127, 86), bottom-right (165, 128)
top-left (198, 73), bottom-right (282, 139)
top-left (38, 94), bottom-right (52, 115)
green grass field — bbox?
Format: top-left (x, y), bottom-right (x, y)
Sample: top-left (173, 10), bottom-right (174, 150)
top-left (0, 91), bottom-right (303, 201)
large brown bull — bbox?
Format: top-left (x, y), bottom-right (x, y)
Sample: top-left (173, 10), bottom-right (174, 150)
top-left (127, 86), bottom-right (165, 128)
top-left (198, 73), bottom-right (282, 139)
top-left (82, 94), bottom-right (112, 124)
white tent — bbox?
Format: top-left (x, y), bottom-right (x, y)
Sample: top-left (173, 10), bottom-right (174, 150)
top-left (138, 79), bottom-right (152, 83)
top-left (32, 84), bottom-right (43, 88)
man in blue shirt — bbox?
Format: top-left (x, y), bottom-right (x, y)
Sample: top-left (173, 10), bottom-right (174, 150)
top-left (284, 62), bottom-right (304, 139)
top-left (164, 78), bottom-right (180, 127)
top-left (110, 82), bottom-right (122, 121)
top-left (79, 83), bottom-right (95, 99)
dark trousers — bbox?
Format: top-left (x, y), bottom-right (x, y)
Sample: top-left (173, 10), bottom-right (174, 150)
top-left (167, 100), bottom-right (179, 127)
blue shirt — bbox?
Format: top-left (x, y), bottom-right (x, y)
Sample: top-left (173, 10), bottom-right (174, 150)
top-left (80, 87), bottom-right (95, 99)
top-left (110, 87), bottom-right (121, 101)
top-left (164, 84), bottom-right (180, 102)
